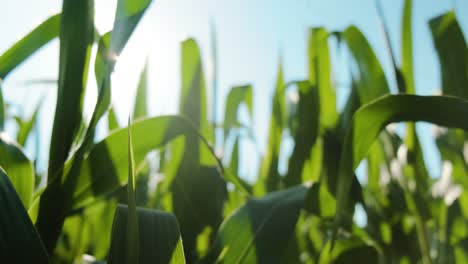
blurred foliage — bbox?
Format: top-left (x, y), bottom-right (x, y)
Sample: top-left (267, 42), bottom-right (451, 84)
top-left (0, 0), bottom-right (467, 263)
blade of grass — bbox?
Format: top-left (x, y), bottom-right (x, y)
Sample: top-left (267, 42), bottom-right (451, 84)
top-left (126, 119), bottom-right (139, 264)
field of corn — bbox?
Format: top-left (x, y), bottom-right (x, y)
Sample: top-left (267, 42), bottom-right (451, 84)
top-left (0, 0), bottom-right (467, 263)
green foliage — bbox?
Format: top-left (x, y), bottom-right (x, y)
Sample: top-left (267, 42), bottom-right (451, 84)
top-left (0, 1), bottom-right (467, 263)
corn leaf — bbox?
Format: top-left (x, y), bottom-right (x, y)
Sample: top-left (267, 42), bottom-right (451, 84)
top-left (108, 107), bottom-right (120, 131)
top-left (36, 0), bottom-right (94, 253)
top-left (0, 168), bottom-right (48, 262)
top-left (133, 62), bottom-right (149, 120)
top-left (430, 12), bottom-right (468, 99)
top-left (254, 63), bottom-right (285, 195)
top-left (205, 185), bottom-right (307, 263)
top-left (72, 115), bottom-right (225, 209)
top-left (108, 205), bottom-right (185, 264)
top-left (284, 81), bottom-right (319, 187)
top-left (0, 133), bottom-right (34, 208)
top-left (0, 14), bottom-right (60, 79)
top-left (126, 120), bottom-right (139, 263)
top-left (401, 0), bottom-right (415, 93)
top-left (168, 38), bottom-right (226, 260)
top-left (335, 94), bottom-right (468, 228)
top-left (309, 27), bottom-right (337, 129)
top-left (46, 0), bottom-right (93, 183)
top-left (343, 26), bottom-right (390, 104)
top-left (319, 235), bottom-right (378, 263)
top-left (223, 85), bottom-right (253, 140)
top-left (16, 97), bottom-right (43, 146)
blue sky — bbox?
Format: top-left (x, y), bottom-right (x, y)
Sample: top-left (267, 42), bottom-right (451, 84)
top-left (1, 0), bottom-right (467, 180)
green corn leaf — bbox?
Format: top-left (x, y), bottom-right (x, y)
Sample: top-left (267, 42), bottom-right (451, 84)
top-left (47, 0), bottom-right (94, 184)
top-left (108, 106), bottom-right (120, 131)
top-left (318, 234), bottom-right (378, 263)
top-left (0, 168), bottom-right (48, 262)
top-left (205, 185), bottom-right (308, 263)
top-left (133, 61), bottom-right (149, 120)
top-left (111, 0), bottom-right (152, 55)
top-left (71, 115), bottom-right (231, 210)
top-left (343, 26), bottom-right (390, 104)
top-left (223, 85), bottom-right (253, 140)
top-left (108, 205), bottom-right (185, 264)
top-left (16, 97), bottom-right (43, 146)
top-left (254, 63), bottom-right (285, 195)
top-left (179, 38), bottom-right (214, 151)
top-left (0, 14), bottom-right (60, 80)
top-left (126, 120), bottom-right (139, 264)
top-left (335, 94), bottom-right (468, 229)
top-left (0, 133), bottom-right (34, 208)
top-left (284, 81), bottom-right (319, 187)
top-left (35, 0), bottom-right (94, 253)
top-left (167, 38), bottom-right (226, 260)
top-left (430, 12), bottom-right (468, 100)
top-left (401, 0), bottom-right (415, 94)
top-left (308, 27), bottom-right (337, 129)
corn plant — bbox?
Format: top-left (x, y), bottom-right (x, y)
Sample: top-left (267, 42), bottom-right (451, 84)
top-left (0, 0), bottom-right (467, 263)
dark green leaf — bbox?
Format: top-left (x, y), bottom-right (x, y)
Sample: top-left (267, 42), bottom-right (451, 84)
top-left (430, 12), bottom-right (468, 99)
top-left (0, 169), bottom-right (48, 262)
top-left (207, 185), bottom-right (307, 263)
top-left (343, 26), bottom-right (390, 103)
top-left (284, 81), bottom-right (319, 187)
top-left (108, 205), bottom-right (185, 264)
top-left (126, 120), bottom-right (139, 263)
top-left (335, 94), bottom-right (468, 228)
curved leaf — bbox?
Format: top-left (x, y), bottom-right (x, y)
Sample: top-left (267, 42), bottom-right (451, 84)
top-left (430, 12), bottom-right (468, 99)
top-left (0, 168), bottom-right (48, 262)
top-left (0, 14), bottom-right (60, 79)
top-left (335, 94), bottom-right (468, 227)
top-left (207, 185), bottom-right (307, 263)
top-left (343, 26), bottom-right (390, 104)
top-left (72, 115), bottom-right (195, 208)
top-left (0, 133), bottom-right (34, 208)
top-left (72, 115), bottom-right (236, 210)
top-left (223, 85), bottom-right (253, 140)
